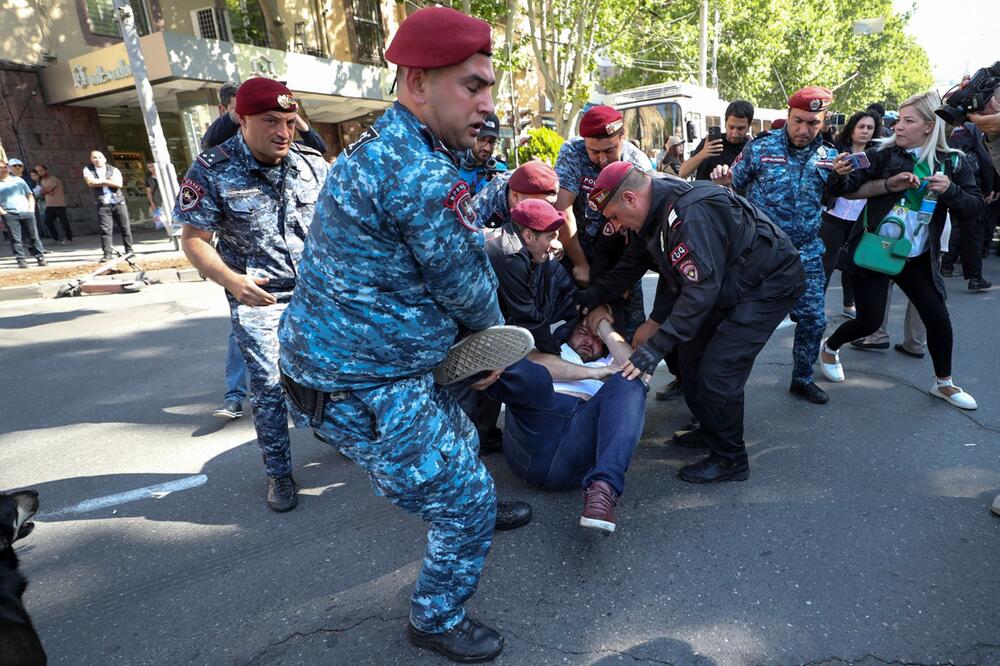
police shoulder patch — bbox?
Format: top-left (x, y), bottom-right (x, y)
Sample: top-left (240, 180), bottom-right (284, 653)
top-left (196, 145), bottom-right (230, 169)
top-left (443, 180), bottom-right (477, 231)
top-left (677, 258), bottom-right (700, 283)
top-left (669, 242), bottom-right (689, 265)
top-left (344, 126), bottom-right (380, 158)
top-left (179, 179), bottom-right (206, 211)
top-left (580, 175), bottom-right (596, 194)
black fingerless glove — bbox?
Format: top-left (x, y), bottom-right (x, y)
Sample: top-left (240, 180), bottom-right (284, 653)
top-left (628, 338), bottom-right (667, 375)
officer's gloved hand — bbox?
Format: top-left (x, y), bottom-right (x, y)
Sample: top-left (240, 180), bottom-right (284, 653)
top-left (628, 336), bottom-right (668, 376)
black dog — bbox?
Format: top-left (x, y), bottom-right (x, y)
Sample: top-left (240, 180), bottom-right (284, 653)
top-left (0, 490), bottom-right (46, 665)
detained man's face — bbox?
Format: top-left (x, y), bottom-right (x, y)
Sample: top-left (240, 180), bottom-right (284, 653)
top-left (568, 324), bottom-right (605, 362)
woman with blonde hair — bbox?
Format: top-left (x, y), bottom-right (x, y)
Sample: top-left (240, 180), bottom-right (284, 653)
top-left (818, 90), bottom-right (985, 409)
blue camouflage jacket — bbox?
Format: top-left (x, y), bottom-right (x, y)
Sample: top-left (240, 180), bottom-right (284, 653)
top-left (173, 132), bottom-right (328, 296)
top-left (471, 169), bottom-right (513, 228)
top-left (731, 129), bottom-right (837, 261)
top-left (554, 138), bottom-right (652, 252)
top-left (278, 102), bottom-right (504, 391)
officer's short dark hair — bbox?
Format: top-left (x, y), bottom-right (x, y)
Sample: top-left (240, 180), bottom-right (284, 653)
top-left (219, 82), bottom-right (240, 106)
top-left (866, 102), bottom-right (886, 117)
top-left (725, 100), bottom-right (754, 123)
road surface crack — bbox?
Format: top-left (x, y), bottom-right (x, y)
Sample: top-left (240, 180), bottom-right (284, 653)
top-left (246, 613), bottom-right (407, 663)
top-left (800, 641), bottom-right (1000, 666)
top-left (502, 626), bottom-right (677, 664)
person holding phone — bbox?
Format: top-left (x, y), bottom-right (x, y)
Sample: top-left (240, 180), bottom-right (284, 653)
top-left (819, 110), bottom-right (883, 317)
top-left (678, 100), bottom-right (754, 181)
top-left (819, 90), bottom-right (984, 410)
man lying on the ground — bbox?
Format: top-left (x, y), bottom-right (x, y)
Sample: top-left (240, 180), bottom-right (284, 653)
top-left (481, 320), bottom-right (648, 534)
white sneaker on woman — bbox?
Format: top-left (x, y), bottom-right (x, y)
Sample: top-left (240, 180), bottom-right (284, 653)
top-left (929, 380), bottom-right (977, 410)
top-left (819, 341), bottom-right (845, 383)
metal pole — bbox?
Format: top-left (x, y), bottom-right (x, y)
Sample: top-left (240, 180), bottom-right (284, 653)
top-left (113, 0), bottom-right (181, 250)
top-left (698, 0), bottom-right (708, 87)
top-left (711, 6), bottom-right (720, 90)
top-left (507, 40), bottom-right (519, 168)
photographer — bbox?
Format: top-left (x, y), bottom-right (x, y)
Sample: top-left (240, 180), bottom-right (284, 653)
top-left (968, 90), bottom-right (1000, 173)
top-left (678, 100), bottom-right (753, 180)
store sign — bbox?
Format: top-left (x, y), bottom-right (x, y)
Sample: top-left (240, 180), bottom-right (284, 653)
top-left (72, 59), bottom-right (133, 89)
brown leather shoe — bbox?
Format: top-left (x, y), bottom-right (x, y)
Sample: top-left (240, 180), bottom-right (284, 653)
top-left (580, 480), bottom-right (617, 534)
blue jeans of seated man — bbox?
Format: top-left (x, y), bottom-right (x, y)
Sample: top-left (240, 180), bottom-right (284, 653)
top-left (224, 328), bottom-right (248, 403)
top-left (484, 358), bottom-right (647, 496)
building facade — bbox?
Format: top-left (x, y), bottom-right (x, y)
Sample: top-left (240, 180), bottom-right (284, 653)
top-left (0, 0), bottom-right (400, 229)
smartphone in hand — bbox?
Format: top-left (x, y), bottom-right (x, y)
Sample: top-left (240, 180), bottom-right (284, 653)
top-left (707, 126), bottom-right (722, 143)
top-left (846, 152), bottom-right (871, 170)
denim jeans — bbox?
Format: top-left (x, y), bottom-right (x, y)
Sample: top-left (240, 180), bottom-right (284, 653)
top-left (3, 212), bottom-right (44, 260)
top-left (485, 358), bottom-right (647, 496)
top-left (224, 328), bottom-right (248, 403)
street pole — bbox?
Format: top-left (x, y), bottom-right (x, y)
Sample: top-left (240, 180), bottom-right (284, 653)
top-left (113, 0), bottom-right (181, 250)
top-left (507, 40), bottom-right (519, 168)
top-left (711, 6), bottom-right (719, 90)
top-left (698, 0), bottom-right (708, 87)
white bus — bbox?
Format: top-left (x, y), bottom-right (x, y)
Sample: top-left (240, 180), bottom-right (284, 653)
top-left (599, 82), bottom-right (787, 164)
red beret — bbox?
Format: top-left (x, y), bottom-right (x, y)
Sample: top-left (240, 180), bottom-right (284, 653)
top-left (508, 160), bottom-right (558, 196)
top-left (587, 161), bottom-right (637, 213)
top-left (770, 118), bottom-right (786, 130)
top-left (788, 86), bottom-right (833, 113)
top-left (385, 7), bottom-right (492, 69)
top-left (510, 199), bottom-right (565, 233)
top-left (579, 106), bottom-right (624, 138)
top-left (235, 77), bottom-right (297, 116)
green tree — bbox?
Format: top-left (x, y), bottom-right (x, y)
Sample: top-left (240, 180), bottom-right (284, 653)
top-left (604, 0), bottom-right (932, 114)
top-left (516, 127), bottom-right (565, 164)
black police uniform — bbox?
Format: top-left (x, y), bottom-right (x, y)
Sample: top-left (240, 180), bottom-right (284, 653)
top-left (578, 176), bottom-right (805, 471)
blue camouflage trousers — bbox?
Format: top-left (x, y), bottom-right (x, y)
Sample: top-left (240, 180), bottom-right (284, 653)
top-left (791, 256), bottom-right (827, 384)
top-left (230, 300), bottom-right (292, 478)
top-left (289, 373), bottom-right (496, 634)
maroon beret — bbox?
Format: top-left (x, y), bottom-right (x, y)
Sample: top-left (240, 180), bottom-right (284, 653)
top-left (510, 199), bottom-right (566, 233)
top-left (788, 86), bottom-right (833, 113)
top-left (770, 118), bottom-right (786, 130)
top-left (579, 105), bottom-right (624, 138)
top-left (385, 7), bottom-right (492, 69)
top-left (508, 160), bottom-right (558, 196)
top-left (587, 161), bottom-right (637, 213)
top-left (235, 77), bottom-right (297, 116)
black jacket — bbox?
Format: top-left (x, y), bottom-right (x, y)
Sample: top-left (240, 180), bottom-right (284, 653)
top-left (485, 223), bottom-right (578, 354)
top-left (825, 145), bottom-right (984, 297)
top-left (578, 177), bottom-right (803, 355)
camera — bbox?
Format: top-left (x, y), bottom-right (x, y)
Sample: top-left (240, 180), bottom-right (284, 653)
top-left (936, 61), bottom-right (1000, 125)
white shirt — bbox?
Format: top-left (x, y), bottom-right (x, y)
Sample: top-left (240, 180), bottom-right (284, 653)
top-left (551, 344), bottom-right (613, 399)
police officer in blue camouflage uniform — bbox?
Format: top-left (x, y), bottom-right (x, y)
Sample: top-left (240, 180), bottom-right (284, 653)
top-left (276, 7), bottom-right (522, 662)
top-left (472, 159), bottom-right (559, 228)
top-left (176, 77), bottom-right (328, 512)
top-left (555, 105), bottom-right (653, 340)
top-left (714, 86), bottom-right (839, 404)
top-left (457, 112), bottom-right (507, 193)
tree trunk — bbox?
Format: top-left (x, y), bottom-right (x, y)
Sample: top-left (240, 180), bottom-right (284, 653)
top-left (256, 0), bottom-right (287, 51)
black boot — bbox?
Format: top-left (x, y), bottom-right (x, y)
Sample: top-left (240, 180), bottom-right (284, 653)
top-left (789, 380), bottom-right (828, 404)
top-left (655, 378), bottom-right (682, 401)
top-left (495, 500), bottom-right (531, 530)
top-left (678, 454), bottom-right (750, 483)
top-left (408, 616), bottom-right (504, 662)
top-left (266, 475), bottom-right (298, 512)
top-left (968, 277), bottom-right (992, 291)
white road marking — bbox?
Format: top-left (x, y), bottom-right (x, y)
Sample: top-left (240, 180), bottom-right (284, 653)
top-left (776, 317), bottom-right (794, 330)
top-left (39, 474), bottom-right (208, 519)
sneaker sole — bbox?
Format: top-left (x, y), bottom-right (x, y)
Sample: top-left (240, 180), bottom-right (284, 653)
top-left (579, 516), bottom-right (616, 533)
top-left (434, 326), bottom-right (533, 386)
top-left (213, 410), bottom-right (242, 419)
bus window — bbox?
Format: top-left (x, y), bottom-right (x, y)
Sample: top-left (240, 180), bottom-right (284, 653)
top-left (621, 102), bottom-right (682, 159)
top-left (706, 115), bottom-right (721, 130)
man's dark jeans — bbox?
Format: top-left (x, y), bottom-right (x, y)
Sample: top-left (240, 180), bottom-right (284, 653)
top-left (97, 202), bottom-right (134, 257)
top-left (484, 358), bottom-right (647, 496)
top-left (2, 211), bottom-right (44, 260)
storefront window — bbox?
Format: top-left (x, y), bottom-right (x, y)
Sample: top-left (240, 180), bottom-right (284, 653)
top-left (349, 0), bottom-right (386, 66)
top-left (87, 0), bottom-right (151, 38)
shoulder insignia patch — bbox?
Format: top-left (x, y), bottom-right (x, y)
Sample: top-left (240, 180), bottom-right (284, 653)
top-left (179, 179), bottom-right (206, 211)
top-left (677, 258), bottom-right (699, 282)
top-left (580, 175), bottom-right (596, 195)
top-left (344, 126), bottom-right (381, 158)
top-left (669, 242), bottom-right (689, 265)
top-left (196, 145), bottom-right (230, 169)
top-left (668, 209), bottom-right (681, 228)
top-left (601, 221), bottom-right (616, 236)
top-left (444, 181), bottom-right (477, 231)
top-left (760, 155), bottom-right (787, 165)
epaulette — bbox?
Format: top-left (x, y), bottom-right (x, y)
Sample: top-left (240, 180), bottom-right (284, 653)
top-left (291, 142), bottom-right (323, 157)
top-left (196, 145), bottom-right (231, 169)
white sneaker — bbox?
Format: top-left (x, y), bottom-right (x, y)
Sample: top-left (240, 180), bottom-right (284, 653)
top-left (433, 326), bottom-right (534, 385)
top-left (929, 380), bottom-right (978, 410)
top-left (992, 494), bottom-right (1000, 517)
top-left (819, 341), bottom-right (845, 383)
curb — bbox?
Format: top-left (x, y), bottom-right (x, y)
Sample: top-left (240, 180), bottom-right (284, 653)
top-left (0, 269), bottom-right (205, 303)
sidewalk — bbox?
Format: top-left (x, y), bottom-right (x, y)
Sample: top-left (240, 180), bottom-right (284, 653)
top-left (0, 228), bottom-right (184, 274)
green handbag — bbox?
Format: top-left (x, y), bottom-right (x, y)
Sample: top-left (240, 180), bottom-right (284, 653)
top-left (852, 207), bottom-right (912, 276)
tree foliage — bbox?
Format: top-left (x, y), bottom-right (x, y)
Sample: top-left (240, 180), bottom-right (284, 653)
top-left (516, 127), bottom-right (565, 165)
top-left (603, 0), bottom-right (933, 114)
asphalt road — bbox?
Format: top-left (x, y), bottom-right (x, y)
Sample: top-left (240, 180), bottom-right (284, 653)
top-left (2, 263), bottom-right (1000, 666)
